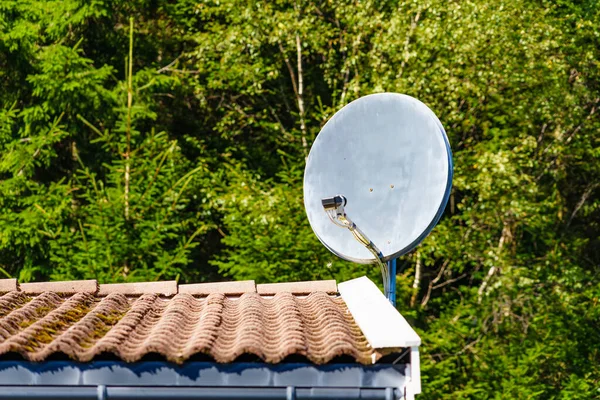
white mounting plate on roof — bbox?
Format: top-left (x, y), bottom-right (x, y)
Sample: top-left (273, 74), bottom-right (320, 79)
top-left (303, 93), bottom-right (452, 263)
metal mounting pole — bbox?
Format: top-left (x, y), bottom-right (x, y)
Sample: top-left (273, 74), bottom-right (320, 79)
top-left (386, 258), bottom-right (396, 306)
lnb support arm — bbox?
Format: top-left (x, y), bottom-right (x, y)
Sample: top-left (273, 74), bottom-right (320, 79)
top-left (322, 195), bottom-right (393, 302)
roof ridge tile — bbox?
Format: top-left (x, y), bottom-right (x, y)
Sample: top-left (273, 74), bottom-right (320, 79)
top-left (0, 278), bottom-right (18, 293)
top-left (179, 280), bottom-right (256, 296)
top-left (256, 280), bottom-right (337, 295)
top-left (3, 278), bottom-right (340, 297)
top-left (19, 280), bottom-right (98, 295)
top-left (99, 281), bottom-right (178, 296)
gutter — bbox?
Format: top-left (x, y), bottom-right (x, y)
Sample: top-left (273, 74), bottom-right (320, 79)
top-left (0, 386), bottom-right (400, 400)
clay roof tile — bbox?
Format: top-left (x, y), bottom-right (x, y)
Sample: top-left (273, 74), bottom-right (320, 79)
top-left (98, 281), bottom-right (178, 296)
top-left (0, 278), bottom-right (17, 293)
top-left (256, 280), bottom-right (337, 295)
top-left (179, 280), bottom-right (256, 296)
top-left (0, 278), bottom-right (380, 365)
top-left (19, 280), bottom-right (98, 295)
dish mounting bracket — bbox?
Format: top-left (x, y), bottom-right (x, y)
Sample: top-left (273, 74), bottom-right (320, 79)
top-left (322, 195), bottom-right (397, 305)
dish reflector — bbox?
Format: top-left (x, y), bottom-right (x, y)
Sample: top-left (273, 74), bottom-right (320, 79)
top-left (304, 93), bottom-right (452, 263)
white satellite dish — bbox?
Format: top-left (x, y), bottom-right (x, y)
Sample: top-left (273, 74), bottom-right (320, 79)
top-left (303, 93), bottom-right (452, 303)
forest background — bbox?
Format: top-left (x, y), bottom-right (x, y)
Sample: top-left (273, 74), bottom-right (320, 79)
top-left (0, 0), bottom-right (598, 398)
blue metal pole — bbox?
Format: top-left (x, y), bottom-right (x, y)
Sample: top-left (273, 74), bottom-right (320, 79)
top-left (387, 258), bottom-right (397, 306)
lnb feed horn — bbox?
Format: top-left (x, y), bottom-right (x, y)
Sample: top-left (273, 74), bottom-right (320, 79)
top-left (321, 195), bottom-right (347, 210)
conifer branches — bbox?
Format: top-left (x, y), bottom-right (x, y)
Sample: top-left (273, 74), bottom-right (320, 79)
top-left (0, 1), bottom-right (599, 396)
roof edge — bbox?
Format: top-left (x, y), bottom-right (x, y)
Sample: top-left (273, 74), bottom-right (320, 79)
top-left (0, 360), bottom-right (407, 389)
top-left (338, 276), bottom-right (421, 349)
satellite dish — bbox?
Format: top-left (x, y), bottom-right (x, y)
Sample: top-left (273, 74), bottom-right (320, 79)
top-left (303, 93), bottom-right (452, 300)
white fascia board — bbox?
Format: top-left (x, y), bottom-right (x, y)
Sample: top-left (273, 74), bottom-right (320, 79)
top-left (338, 276), bottom-right (421, 349)
top-left (403, 347), bottom-right (422, 398)
top-left (410, 346), bottom-right (421, 394)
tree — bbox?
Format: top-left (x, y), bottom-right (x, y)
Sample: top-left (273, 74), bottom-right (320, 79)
top-left (0, 0), bottom-right (598, 397)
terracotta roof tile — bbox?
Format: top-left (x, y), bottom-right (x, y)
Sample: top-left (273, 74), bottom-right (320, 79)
top-left (19, 280), bottom-right (98, 295)
top-left (179, 280), bottom-right (256, 295)
top-left (0, 280), bottom-right (376, 365)
top-left (257, 280), bottom-right (337, 295)
top-left (0, 279), bottom-right (17, 293)
top-left (98, 281), bottom-right (178, 296)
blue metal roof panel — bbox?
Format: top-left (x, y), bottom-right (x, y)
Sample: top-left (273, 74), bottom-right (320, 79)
top-left (0, 361), bottom-right (407, 390)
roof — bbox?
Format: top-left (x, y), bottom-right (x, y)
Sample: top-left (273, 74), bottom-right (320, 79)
top-left (0, 278), bottom-right (385, 365)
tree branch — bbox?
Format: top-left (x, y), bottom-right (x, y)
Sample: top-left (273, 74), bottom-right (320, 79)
top-left (567, 183), bottom-right (599, 228)
top-left (340, 33), bottom-right (362, 107)
top-left (124, 17), bottom-right (134, 221)
top-left (421, 259), bottom-right (449, 307)
top-left (278, 35), bottom-right (308, 158)
top-left (278, 41), bottom-right (298, 98)
top-left (296, 33), bottom-right (308, 158)
top-left (410, 251), bottom-right (421, 307)
top-left (156, 54), bottom-right (182, 74)
top-left (17, 113), bottom-right (64, 176)
top-left (478, 223), bottom-right (511, 302)
top-left (536, 98), bottom-right (599, 181)
top-left (397, 10), bottom-right (422, 80)
top-left (432, 273), bottom-right (467, 290)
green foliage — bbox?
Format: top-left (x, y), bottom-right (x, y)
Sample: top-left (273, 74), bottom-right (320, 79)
top-left (0, 0), bottom-right (598, 397)
top-left (212, 161), bottom-right (376, 284)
